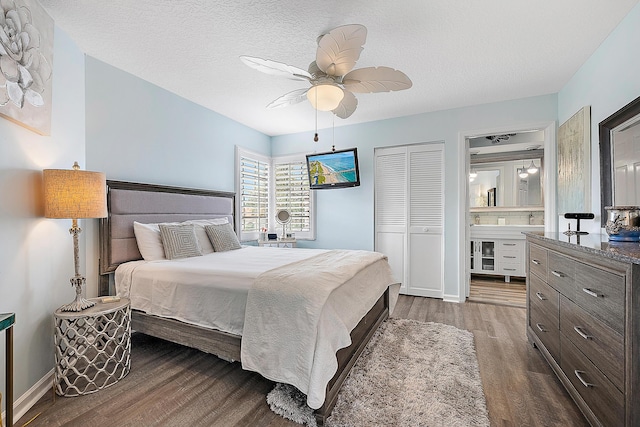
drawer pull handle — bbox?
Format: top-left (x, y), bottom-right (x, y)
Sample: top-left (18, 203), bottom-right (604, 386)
top-left (582, 288), bottom-right (599, 298)
top-left (574, 370), bottom-right (594, 388)
top-left (536, 323), bottom-right (546, 332)
top-left (503, 243), bottom-right (516, 246)
top-left (531, 259), bottom-right (541, 265)
top-left (504, 268), bottom-right (516, 271)
top-left (504, 255), bottom-right (517, 259)
top-left (551, 270), bottom-right (564, 278)
top-left (536, 292), bottom-right (545, 301)
top-left (573, 326), bottom-right (592, 340)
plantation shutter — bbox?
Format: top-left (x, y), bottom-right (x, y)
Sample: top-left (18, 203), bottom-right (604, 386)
top-left (274, 158), bottom-right (314, 240)
top-left (238, 152), bottom-right (269, 241)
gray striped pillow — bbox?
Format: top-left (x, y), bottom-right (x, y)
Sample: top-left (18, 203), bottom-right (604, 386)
top-left (158, 223), bottom-right (203, 259)
top-left (205, 223), bottom-right (241, 252)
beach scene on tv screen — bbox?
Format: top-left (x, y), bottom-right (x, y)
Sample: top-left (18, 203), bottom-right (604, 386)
top-left (308, 151), bottom-right (357, 186)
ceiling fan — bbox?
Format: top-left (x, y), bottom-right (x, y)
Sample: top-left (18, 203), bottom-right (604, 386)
top-left (240, 24), bottom-right (412, 119)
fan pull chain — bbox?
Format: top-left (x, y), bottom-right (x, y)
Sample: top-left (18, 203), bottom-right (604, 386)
top-left (313, 88), bottom-right (319, 142)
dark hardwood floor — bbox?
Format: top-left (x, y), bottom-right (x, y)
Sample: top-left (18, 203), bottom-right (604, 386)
top-left (17, 296), bottom-right (587, 427)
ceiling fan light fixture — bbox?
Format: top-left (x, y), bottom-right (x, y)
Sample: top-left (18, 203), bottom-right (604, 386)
top-left (527, 161), bottom-right (538, 174)
top-left (307, 84), bottom-right (344, 111)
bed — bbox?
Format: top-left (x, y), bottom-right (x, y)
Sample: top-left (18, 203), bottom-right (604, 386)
top-left (98, 180), bottom-right (399, 425)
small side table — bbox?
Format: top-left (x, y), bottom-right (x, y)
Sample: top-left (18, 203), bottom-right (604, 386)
top-left (258, 238), bottom-right (297, 248)
top-left (54, 298), bottom-right (131, 397)
top-left (1, 313), bottom-right (14, 427)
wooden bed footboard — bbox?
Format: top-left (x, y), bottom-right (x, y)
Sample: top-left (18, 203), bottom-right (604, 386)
top-left (130, 287), bottom-right (390, 425)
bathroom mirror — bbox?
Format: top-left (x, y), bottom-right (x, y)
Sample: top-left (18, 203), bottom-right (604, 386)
top-left (469, 151), bottom-right (543, 208)
top-left (599, 95), bottom-right (640, 226)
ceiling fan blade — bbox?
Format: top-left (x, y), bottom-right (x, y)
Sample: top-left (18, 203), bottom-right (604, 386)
top-left (332, 90), bottom-right (358, 119)
top-left (266, 88), bottom-right (309, 109)
top-left (316, 24), bottom-right (367, 77)
top-left (240, 56), bottom-right (312, 81)
top-left (342, 67), bottom-right (412, 93)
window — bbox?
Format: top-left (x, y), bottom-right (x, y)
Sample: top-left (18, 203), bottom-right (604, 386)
top-left (237, 148), bottom-right (270, 241)
top-left (236, 147), bottom-right (315, 241)
top-left (274, 155), bottom-right (314, 240)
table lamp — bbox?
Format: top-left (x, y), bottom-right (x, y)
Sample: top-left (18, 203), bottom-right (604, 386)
top-left (43, 162), bottom-right (107, 312)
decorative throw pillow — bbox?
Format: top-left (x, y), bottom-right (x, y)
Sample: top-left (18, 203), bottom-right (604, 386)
top-left (205, 223), bottom-right (241, 252)
top-left (159, 223), bottom-right (203, 260)
top-left (185, 218), bottom-right (229, 255)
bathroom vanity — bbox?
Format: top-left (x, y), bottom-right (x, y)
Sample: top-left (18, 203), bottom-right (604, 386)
top-left (470, 224), bottom-right (543, 281)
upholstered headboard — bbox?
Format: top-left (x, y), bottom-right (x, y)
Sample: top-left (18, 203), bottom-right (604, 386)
top-left (98, 180), bottom-right (235, 295)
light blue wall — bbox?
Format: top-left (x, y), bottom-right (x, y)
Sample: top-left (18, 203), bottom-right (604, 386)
top-left (85, 57), bottom-right (271, 192)
top-left (272, 94), bottom-right (558, 299)
top-left (558, 3), bottom-right (640, 226)
top-left (0, 27), bottom-right (86, 417)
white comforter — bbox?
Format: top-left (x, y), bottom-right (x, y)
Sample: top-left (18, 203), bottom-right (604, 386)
top-left (241, 249), bottom-right (398, 409)
top-left (115, 246), bottom-right (399, 409)
top-left (116, 246), bottom-right (329, 336)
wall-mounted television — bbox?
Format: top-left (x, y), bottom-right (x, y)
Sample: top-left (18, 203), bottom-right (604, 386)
top-left (306, 148), bottom-right (360, 190)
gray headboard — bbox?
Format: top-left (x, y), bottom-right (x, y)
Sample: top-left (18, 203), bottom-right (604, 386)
top-left (99, 180), bottom-right (235, 296)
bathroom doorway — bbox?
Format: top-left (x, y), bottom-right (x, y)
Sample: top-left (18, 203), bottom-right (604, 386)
top-left (462, 124), bottom-right (555, 305)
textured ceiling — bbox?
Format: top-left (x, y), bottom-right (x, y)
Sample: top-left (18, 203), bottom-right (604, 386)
top-left (39, 0), bottom-right (639, 136)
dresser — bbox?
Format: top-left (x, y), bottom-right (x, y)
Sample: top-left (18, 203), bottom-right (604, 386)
top-left (525, 233), bottom-right (640, 426)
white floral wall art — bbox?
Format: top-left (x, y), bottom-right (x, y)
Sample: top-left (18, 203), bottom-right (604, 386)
top-left (0, 0), bottom-right (53, 135)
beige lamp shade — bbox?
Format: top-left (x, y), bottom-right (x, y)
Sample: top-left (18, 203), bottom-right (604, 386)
top-left (43, 166), bottom-right (107, 219)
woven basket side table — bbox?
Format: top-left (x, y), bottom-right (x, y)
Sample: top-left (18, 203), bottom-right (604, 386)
top-left (54, 298), bottom-right (131, 397)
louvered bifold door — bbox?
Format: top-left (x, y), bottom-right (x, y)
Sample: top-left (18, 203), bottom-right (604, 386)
top-left (374, 146), bottom-right (408, 293)
top-left (407, 144), bottom-right (444, 297)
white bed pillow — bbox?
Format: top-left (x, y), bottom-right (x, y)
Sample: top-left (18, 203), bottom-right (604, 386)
top-left (133, 218), bottom-right (230, 260)
top-left (159, 223), bottom-right (203, 260)
top-left (185, 218), bottom-right (229, 254)
top-left (133, 221), bottom-right (168, 260)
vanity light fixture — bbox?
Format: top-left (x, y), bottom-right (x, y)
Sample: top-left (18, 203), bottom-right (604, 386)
top-left (518, 168), bottom-right (529, 179)
top-left (527, 161), bottom-right (538, 174)
top-left (469, 169), bottom-right (477, 179)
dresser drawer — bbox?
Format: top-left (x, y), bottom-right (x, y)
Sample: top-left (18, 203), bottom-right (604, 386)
top-left (529, 243), bottom-right (548, 281)
top-left (561, 335), bottom-right (624, 427)
top-left (530, 299), bottom-right (560, 361)
top-left (560, 296), bottom-right (624, 391)
top-left (573, 263), bottom-right (625, 335)
top-left (548, 252), bottom-right (575, 298)
top-left (529, 273), bottom-right (559, 327)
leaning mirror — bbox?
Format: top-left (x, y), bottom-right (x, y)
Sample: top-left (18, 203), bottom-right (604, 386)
top-left (599, 95), bottom-right (640, 226)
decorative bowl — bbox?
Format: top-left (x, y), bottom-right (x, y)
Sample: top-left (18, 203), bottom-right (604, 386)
top-left (605, 206), bottom-right (640, 241)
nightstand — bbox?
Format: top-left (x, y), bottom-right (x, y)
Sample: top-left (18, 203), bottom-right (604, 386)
top-left (54, 298), bottom-right (131, 396)
top-left (258, 238), bottom-right (297, 248)
top-left (1, 313), bottom-right (14, 427)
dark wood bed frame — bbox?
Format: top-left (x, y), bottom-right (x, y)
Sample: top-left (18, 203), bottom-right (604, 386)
top-left (98, 180), bottom-right (391, 425)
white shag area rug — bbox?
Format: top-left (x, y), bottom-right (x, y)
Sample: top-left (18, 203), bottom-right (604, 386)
top-left (267, 318), bottom-right (490, 427)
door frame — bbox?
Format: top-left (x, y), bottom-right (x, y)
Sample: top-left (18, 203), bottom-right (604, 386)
top-left (457, 121), bottom-right (556, 300)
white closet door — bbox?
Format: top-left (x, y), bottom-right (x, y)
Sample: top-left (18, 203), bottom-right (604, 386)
top-left (375, 146), bottom-right (408, 293)
top-left (375, 143), bottom-right (444, 298)
top-left (407, 144), bottom-right (444, 297)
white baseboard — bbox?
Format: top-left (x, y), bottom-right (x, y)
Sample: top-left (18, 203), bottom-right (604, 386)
top-left (2, 369), bottom-right (53, 426)
top-left (443, 293), bottom-right (464, 303)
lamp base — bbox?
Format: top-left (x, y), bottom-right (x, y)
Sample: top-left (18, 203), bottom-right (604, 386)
top-left (59, 296), bottom-right (95, 312)
top-left (60, 275), bottom-right (95, 312)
